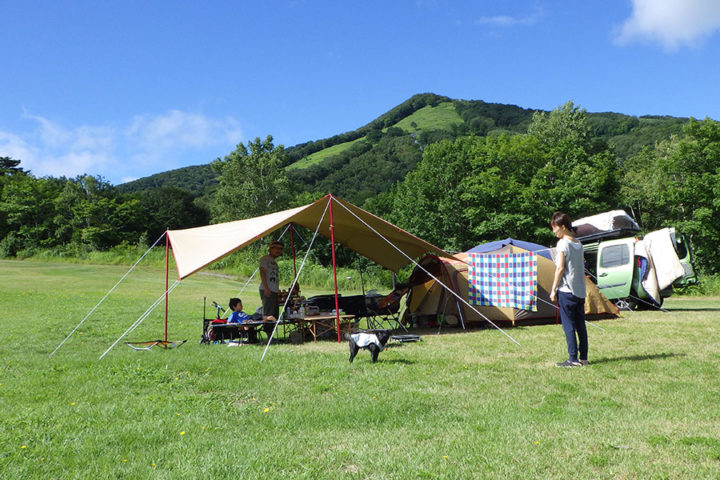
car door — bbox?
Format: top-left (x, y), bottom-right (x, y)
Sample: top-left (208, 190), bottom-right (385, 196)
top-left (669, 228), bottom-right (698, 287)
top-left (596, 238), bottom-right (634, 299)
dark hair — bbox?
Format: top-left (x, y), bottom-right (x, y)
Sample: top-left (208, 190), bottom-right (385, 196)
top-left (269, 240), bottom-right (283, 248)
top-left (229, 298), bottom-right (242, 309)
top-left (550, 211), bottom-right (573, 230)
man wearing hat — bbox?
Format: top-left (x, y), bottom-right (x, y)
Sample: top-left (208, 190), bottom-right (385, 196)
top-left (259, 240), bottom-right (283, 323)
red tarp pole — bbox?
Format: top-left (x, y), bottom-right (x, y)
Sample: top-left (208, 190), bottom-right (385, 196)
top-left (290, 223), bottom-right (298, 279)
top-left (328, 196), bottom-right (342, 342)
top-left (164, 231), bottom-right (169, 343)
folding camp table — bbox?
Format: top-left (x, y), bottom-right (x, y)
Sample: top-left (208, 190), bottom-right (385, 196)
top-left (289, 314), bottom-right (355, 342)
top-left (300, 290), bottom-right (409, 333)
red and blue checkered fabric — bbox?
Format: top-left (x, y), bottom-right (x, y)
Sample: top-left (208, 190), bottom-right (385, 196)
top-left (468, 252), bottom-right (537, 311)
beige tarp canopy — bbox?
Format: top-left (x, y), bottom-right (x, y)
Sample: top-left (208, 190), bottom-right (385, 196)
top-left (166, 194), bottom-right (453, 279)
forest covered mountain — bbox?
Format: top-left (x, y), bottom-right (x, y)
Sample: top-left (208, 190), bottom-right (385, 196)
top-left (118, 93), bottom-right (687, 205)
top-left (4, 93), bottom-right (719, 275)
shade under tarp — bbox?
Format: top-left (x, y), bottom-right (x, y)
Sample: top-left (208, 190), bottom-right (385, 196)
top-left (167, 195), bottom-right (452, 279)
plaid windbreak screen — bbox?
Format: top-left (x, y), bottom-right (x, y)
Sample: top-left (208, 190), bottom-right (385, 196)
top-left (467, 252), bottom-right (537, 311)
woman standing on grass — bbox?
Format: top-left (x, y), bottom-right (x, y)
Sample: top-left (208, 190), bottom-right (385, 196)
top-left (549, 211), bottom-right (589, 367)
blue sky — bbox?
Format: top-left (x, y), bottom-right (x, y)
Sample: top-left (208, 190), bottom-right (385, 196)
top-left (2, 0), bottom-right (719, 185)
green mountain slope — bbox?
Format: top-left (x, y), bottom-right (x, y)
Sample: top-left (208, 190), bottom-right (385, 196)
top-left (118, 93), bottom-right (688, 201)
top-left (286, 137), bottom-right (365, 170)
top-left (287, 101), bottom-right (464, 171)
top-left (393, 101), bottom-right (464, 133)
top-left (118, 164), bottom-right (216, 195)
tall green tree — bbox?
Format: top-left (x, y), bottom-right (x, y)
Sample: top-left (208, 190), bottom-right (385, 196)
top-left (390, 102), bottom-right (620, 251)
top-left (0, 157), bottom-right (29, 247)
top-left (210, 135), bottom-right (291, 222)
top-left (0, 156), bottom-right (25, 176)
top-left (528, 101), bottom-right (592, 159)
top-left (621, 118), bottom-right (720, 273)
top-left (390, 137), bottom-right (478, 251)
top-left (50, 175), bottom-right (144, 250)
top-left (525, 101), bottom-right (619, 240)
top-left (459, 134), bottom-right (544, 244)
top-left (137, 187), bottom-right (209, 242)
top-left (0, 175), bottom-right (63, 254)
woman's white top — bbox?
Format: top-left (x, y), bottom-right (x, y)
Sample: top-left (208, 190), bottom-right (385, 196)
top-left (556, 237), bottom-right (587, 299)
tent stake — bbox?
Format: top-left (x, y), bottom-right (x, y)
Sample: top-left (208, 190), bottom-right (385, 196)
top-left (328, 196), bottom-right (342, 342)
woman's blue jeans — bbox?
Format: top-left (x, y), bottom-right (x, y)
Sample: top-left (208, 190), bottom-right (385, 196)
top-left (557, 291), bottom-right (588, 361)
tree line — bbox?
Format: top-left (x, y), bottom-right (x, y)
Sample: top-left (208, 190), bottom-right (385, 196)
top-left (0, 158), bottom-right (207, 257)
top-left (2, 101), bottom-right (719, 275)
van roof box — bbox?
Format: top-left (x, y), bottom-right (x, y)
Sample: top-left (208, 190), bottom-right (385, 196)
top-left (573, 210), bottom-right (640, 243)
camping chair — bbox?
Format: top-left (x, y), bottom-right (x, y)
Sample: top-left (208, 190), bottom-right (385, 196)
top-left (201, 298), bottom-right (255, 344)
top-left (201, 298), bottom-right (227, 344)
top-left (364, 288), bottom-right (409, 332)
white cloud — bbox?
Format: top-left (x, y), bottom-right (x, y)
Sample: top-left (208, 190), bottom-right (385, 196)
top-left (1, 116), bottom-right (117, 179)
top-left (476, 8), bottom-right (542, 27)
top-left (37, 151), bottom-right (115, 179)
top-left (126, 110), bottom-right (243, 150)
top-left (24, 112), bottom-right (115, 154)
top-left (616, 0), bottom-right (720, 50)
top-left (476, 15), bottom-right (534, 27)
top-left (0, 131), bottom-right (37, 168)
top-left (0, 110), bottom-right (244, 183)
top-left (25, 114), bottom-right (72, 148)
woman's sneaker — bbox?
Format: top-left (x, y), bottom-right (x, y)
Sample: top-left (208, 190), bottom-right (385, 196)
top-left (555, 360), bottom-right (581, 367)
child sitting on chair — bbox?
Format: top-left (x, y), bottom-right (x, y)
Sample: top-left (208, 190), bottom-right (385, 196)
top-left (228, 298), bottom-right (251, 324)
top-left (228, 298), bottom-right (257, 343)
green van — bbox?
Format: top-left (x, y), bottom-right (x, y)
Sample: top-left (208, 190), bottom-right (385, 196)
top-left (574, 212), bottom-right (697, 309)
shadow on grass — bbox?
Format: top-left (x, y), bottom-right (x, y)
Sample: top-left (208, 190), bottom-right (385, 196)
top-left (665, 307), bottom-right (720, 312)
top-left (379, 358), bottom-right (416, 365)
top-left (385, 341), bottom-right (419, 350)
top-left (591, 352), bottom-right (686, 364)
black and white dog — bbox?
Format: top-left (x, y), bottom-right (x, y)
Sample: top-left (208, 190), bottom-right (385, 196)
top-left (345, 330), bottom-right (392, 363)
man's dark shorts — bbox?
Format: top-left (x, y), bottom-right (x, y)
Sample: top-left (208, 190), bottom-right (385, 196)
top-left (261, 290), bottom-right (279, 320)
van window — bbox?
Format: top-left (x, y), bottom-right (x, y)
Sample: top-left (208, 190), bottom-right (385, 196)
top-left (600, 244), bottom-right (630, 268)
top-left (674, 238), bottom-right (688, 259)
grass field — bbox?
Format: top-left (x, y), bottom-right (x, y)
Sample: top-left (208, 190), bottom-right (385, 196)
top-left (286, 138), bottom-right (365, 170)
top-left (1, 260), bottom-right (719, 479)
top-left (393, 102), bottom-right (464, 133)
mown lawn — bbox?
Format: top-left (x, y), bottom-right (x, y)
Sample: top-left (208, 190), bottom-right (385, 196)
top-left (1, 260), bottom-right (719, 479)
